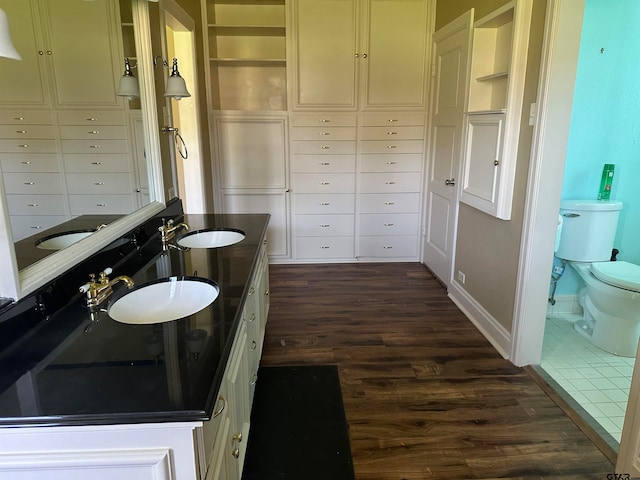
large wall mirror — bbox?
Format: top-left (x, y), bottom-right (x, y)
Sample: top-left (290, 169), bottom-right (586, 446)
top-left (0, 0), bottom-right (168, 301)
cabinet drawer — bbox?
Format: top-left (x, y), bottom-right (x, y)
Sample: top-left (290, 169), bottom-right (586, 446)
top-left (0, 110), bottom-right (54, 125)
top-left (359, 126), bottom-right (424, 141)
top-left (292, 154), bottom-right (355, 173)
top-left (57, 111), bottom-right (125, 125)
top-left (64, 154), bottom-right (131, 173)
top-left (357, 235), bottom-right (419, 258)
top-left (359, 173), bottom-right (422, 193)
top-left (10, 215), bottom-right (69, 241)
top-left (3, 173), bottom-right (64, 194)
top-left (293, 173), bottom-right (355, 194)
top-left (6, 194), bottom-right (67, 215)
top-left (0, 125), bottom-right (56, 139)
top-left (291, 140), bottom-right (356, 155)
top-left (360, 113), bottom-right (425, 126)
top-left (68, 194), bottom-right (136, 215)
top-left (66, 173), bottom-right (133, 194)
top-left (359, 139), bottom-right (424, 154)
top-left (359, 193), bottom-right (421, 213)
top-left (291, 126), bottom-right (356, 141)
top-left (0, 154), bottom-right (60, 173)
top-left (359, 213), bottom-right (419, 236)
top-left (61, 139), bottom-right (129, 154)
top-left (294, 194), bottom-right (355, 214)
top-left (295, 236), bottom-right (354, 259)
top-left (0, 139), bottom-right (57, 153)
top-left (59, 125), bottom-right (128, 140)
top-left (291, 113), bottom-right (357, 127)
top-left (359, 153), bottom-right (423, 173)
top-left (295, 214), bottom-right (354, 236)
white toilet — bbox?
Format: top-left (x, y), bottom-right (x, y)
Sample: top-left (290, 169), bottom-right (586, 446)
top-left (555, 199), bottom-right (640, 357)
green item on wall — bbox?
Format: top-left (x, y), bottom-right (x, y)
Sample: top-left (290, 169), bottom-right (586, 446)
top-left (598, 163), bottom-right (615, 201)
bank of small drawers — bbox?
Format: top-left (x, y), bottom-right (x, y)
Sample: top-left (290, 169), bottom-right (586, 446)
top-left (356, 113), bottom-right (424, 260)
top-left (292, 113), bottom-right (357, 260)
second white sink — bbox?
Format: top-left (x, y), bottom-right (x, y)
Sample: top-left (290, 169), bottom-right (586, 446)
top-left (35, 230), bottom-right (94, 250)
top-left (177, 228), bottom-right (245, 249)
top-left (108, 276), bottom-right (219, 324)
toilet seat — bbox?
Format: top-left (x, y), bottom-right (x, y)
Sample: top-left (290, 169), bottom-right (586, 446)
top-left (590, 261), bottom-right (640, 292)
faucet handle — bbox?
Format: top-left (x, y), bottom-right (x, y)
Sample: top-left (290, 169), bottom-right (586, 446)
top-left (101, 267), bottom-right (113, 276)
top-left (79, 283), bottom-right (91, 294)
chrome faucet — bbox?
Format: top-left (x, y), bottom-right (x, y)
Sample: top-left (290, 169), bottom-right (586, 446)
top-left (79, 267), bottom-right (134, 308)
top-left (159, 218), bottom-right (189, 244)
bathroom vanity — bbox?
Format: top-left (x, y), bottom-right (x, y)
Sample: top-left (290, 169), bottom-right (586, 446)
top-left (0, 209), bottom-right (270, 480)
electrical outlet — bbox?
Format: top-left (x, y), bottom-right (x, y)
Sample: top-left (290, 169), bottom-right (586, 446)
top-left (457, 271), bottom-right (466, 284)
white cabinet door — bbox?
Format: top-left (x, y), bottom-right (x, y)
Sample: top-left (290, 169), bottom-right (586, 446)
top-left (460, 113), bottom-right (504, 217)
top-left (359, 0), bottom-right (430, 109)
top-left (289, 0), bottom-right (358, 109)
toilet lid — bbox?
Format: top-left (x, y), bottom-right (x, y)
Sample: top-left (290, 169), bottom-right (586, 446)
top-left (590, 261), bottom-right (640, 292)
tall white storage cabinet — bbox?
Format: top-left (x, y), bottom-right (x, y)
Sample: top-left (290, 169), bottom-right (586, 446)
top-left (287, 0), bottom-right (432, 261)
top-left (205, 0), bottom-right (290, 259)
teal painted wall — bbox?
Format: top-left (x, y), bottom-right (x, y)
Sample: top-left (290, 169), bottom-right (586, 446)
top-left (555, 0), bottom-right (640, 295)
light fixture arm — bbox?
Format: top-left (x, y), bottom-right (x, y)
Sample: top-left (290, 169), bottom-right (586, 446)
top-left (153, 56), bottom-right (191, 100)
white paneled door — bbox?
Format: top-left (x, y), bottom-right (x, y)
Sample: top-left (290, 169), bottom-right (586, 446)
top-left (423, 11), bottom-right (472, 286)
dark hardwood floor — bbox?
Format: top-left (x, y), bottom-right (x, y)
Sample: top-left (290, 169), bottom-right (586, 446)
top-left (260, 263), bottom-right (614, 479)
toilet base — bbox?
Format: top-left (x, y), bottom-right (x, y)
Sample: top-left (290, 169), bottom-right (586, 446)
top-left (580, 295), bottom-right (640, 358)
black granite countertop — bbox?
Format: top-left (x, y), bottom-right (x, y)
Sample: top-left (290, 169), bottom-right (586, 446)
top-left (0, 213), bottom-right (269, 427)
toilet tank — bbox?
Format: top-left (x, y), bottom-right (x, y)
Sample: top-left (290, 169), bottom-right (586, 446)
top-left (555, 200), bottom-right (622, 261)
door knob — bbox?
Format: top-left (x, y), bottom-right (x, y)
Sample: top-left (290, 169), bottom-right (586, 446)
top-left (445, 178), bottom-right (456, 186)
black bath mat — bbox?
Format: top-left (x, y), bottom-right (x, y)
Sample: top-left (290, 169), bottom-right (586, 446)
top-left (242, 365), bottom-right (356, 480)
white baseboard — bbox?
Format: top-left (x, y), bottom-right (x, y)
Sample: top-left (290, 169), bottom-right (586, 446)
top-left (547, 294), bottom-right (581, 316)
top-left (448, 280), bottom-right (511, 359)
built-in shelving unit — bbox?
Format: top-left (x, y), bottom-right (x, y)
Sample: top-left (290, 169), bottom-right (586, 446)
top-left (460, 0), bottom-right (532, 220)
top-left (205, 0), bottom-right (287, 111)
top-left (118, 0), bottom-right (141, 110)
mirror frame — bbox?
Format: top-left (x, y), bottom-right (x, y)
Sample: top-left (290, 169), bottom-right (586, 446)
top-left (0, 0), bottom-right (165, 301)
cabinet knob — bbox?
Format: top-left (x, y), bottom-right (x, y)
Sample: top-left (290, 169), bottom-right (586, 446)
top-left (320, 119), bottom-right (331, 123)
top-left (319, 162), bottom-right (330, 165)
top-left (96, 203), bottom-right (106, 207)
top-left (14, 117), bottom-right (24, 121)
top-left (27, 203), bottom-right (38, 207)
top-left (319, 182), bottom-right (330, 185)
top-left (384, 202), bottom-right (395, 205)
top-left (354, 53), bottom-right (359, 58)
top-left (94, 182), bottom-right (105, 185)
top-left (385, 181), bottom-right (396, 185)
top-left (445, 178), bottom-right (456, 186)
top-left (319, 224), bottom-right (330, 227)
top-left (386, 131), bottom-right (398, 135)
top-left (384, 223), bottom-right (394, 227)
top-left (386, 145), bottom-right (397, 149)
top-left (88, 130), bottom-right (99, 134)
top-left (232, 448), bottom-right (240, 459)
top-left (91, 161), bottom-right (102, 165)
top-left (320, 146), bottom-right (331, 149)
top-left (386, 161), bottom-right (396, 165)
top-left (362, 53), bottom-right (368, 58)
top-left (250, 340), bottom-right (257, 352)
top-left (213, 395), bottom-right (226, 418)
top-left (320, 202), bottom-right (330, 206)
top-left (18, 144), bottom-right (28, 148)
top-left (319, 132), bottom-right (330, 135)
top-left (89, 145), bottom-right (101, 149)
top-left (320, 246), bottom-right (330, 249)
top-left (16, 130), bottom-right (26, 134)
top-left (494, 159), bottom-right (500, 166)
top-left (233, 432), bottom-right (243, 443)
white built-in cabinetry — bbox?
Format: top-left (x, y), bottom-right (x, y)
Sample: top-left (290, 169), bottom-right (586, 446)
top-left (0, 0), bottom-right (146, 241)
top-left (460, 0), bottom-right (533, 220)
top-left (207, 0), bottom-right (433, 262)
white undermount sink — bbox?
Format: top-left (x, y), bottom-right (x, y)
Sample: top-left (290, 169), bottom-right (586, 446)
top-left (35, 230), bottom-right (94, 250)
top-left (177, 228), bottom-right (245, 249)
top-left (108, 277), bottom-right (219, 324)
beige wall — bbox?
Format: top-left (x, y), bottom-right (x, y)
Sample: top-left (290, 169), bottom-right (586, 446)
top-left (439, 0), bottom-right (547, 332)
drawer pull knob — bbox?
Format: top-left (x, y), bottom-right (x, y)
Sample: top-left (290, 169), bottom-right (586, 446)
top-left (387, 131), bottom-right (398, 135)
top-left (319, 162), bottom-right (330, 165)
top-left (87, 118), bottom-right (97, 121)
top-left (89, 145), bottom-right (101, 149)
top-left (385, 181), bottom-right (396, 185)
top-left (250, 340), bottom-right (257, 352)
top-left (16, 130), bottom-right (26, 134)
top-left (233, 432), bottom-right (243, 443)
top-left (320, 246), bottom-right (330, 249)
top-left (388, 119), bottom-right (398, 122)
top-left (320, 202), bottom-right (330, 206)
top-left (96, 203), bottom-right (106, 207)
top-left (232, 448), bottom-right (240, 459)
top-left (27, 203), bottom-right (38, 207)
top-left (91, 161), bottom-right (102, 165)
top-left (88, 130), bottom-right (99, 134)
top-left (94, 182), bottom-right (105, 185)
top-left (249, 312), bottom-right (256, 322)
top-left (320, 146), bottom-right (330, 149)
top-left (319, 132), bottom-right (330, 136)
top-left (320, 182), bottom-right (330, 185)
top-left (14, 117), bottom-right (24, 121)
top-left (213, 395), bottom-right (226, 418)
top-left (248, 287), bottom-right (255, 296)
top-left (18, 144), bottom-right (28, 148)
top-left (320, 119), bottom-right (331, 123)
top-left (24, 182), bottom-right (35, 185)
top-left (384, 202), bottom-right (395, 205)
top-left (386, 161), bottom-right (396, 165)
top-left (384, 223), bottom-right (394, 227)
top-left (20, 161), bottom-right (32, 165)
top-left (319, 224), bottom-right (330, 227)
top-left (383, 246), bottom-right (393, 249)
top-left (386, 145), bottom-right (397, 149)
top-left (30, 226), bottom-right (43, 229)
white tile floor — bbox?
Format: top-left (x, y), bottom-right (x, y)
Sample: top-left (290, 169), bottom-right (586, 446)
top-left (541, 313), bottom-right (634, 443)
